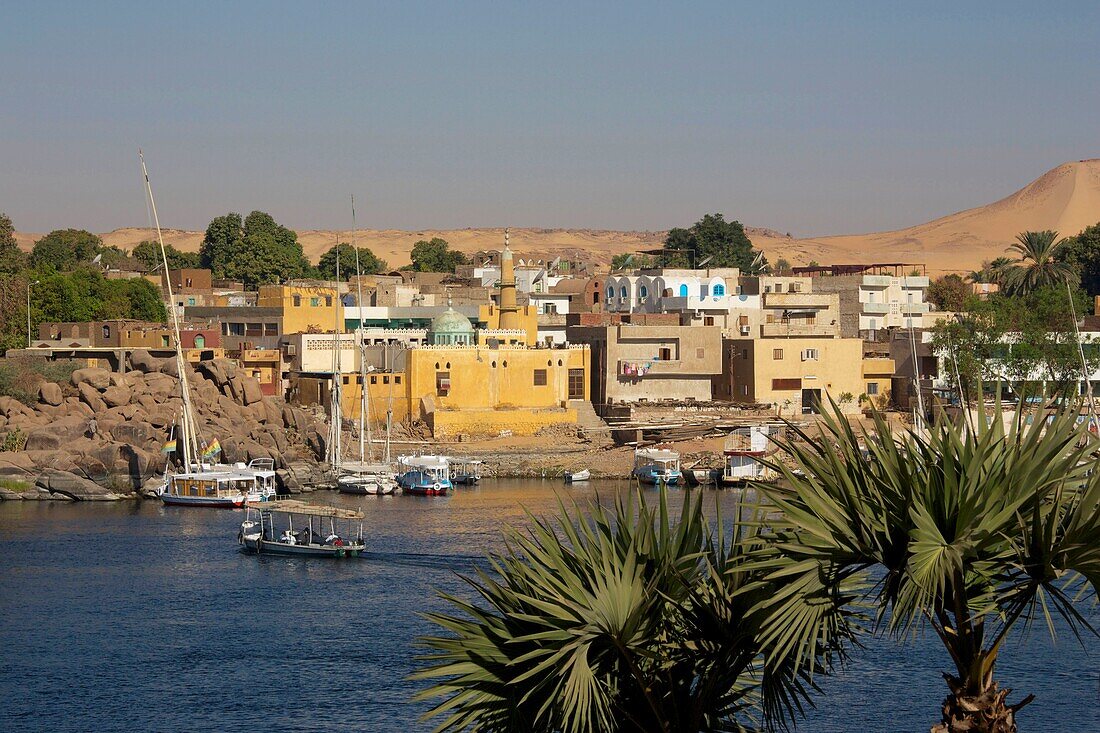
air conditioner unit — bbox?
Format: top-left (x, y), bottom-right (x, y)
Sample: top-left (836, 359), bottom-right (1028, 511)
top-left (740, 326), bottom-right (750, 335)
top-left (285, 344), bottom-right (297, 356)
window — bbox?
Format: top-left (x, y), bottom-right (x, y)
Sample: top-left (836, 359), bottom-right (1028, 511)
top-left (773, 378), bottom-right (802, 390)
top-left (713, 283), bottom-right (725, 296)
top-left (436, 371), bottom-right (451, 395)
top-left (696, 348), bottom-right (705, 359)
top-left (741, 349), bottom-right (749, 360)
top-left (533, 369), bottom-right (547, 386)
top-left (568, 369), bottom-right (585, 399)
top-left (619, 286), bottom-right (627, 298)
top-left (659, 347), bottom-right (672, 360)
top-left (310, 297), bottom-right (320, 307)
top-left (264, 323), bottom-right (278, 336)
top-left (607, 286), bottom-right (614, 298)
top-left (221, 323), bottom-right (229, 335)
top-left (801, 348), bottom-right (819, 361)
top-left (246, 323), bottom-right (263, 337)
top-left (229, 322), bottom-right (245, 336)
top-left (187, 297), bottom-right (196, 306)
top-left (161, 335), bottom-right (170, 348)
top-left (370, 376), bottom-right (377, 385)
top-left (704, 316), bottom-right (715, 326)
top-left (545, 303), bottom-right (557, 314)
top-left (342, 376), bottom-right (350, 385)
top-left (293, 295), bottom-right (301, 307)
top-left (639, 285), bottom-right (648, 298)
top-left (394, 376), bottom-right (402, 385)
top-left (383, 376), bottom-right (390, 384)
top-left (740, 385), bottom-right (749, 396)
top-left (867, 382), bottom-right (879, 396)
top-left (773, 348), bottom-right (784, 360)
top-left (185, 278), bottom-right (193, 288)
top-left (194, 335), bottom-right (205, 349)
top-left (102, 325), bottom-right (111, 339)
top-left (679, 284), bottom-right (689, 297)
top-left (325, 296), bottom-right (333, 307)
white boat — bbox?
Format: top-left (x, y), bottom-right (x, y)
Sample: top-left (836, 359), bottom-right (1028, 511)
top-left (722, 426), bottom-right (778, 486)
top-left (140, 153), bottom-right (277, 508)
top-left (160, 459), bottom-right (277, 507)
top-left (564, 468), bottom-right (590, 483)
top-left (450, 458), bottom-right (483, 485)
top-left (396, 454), bottom-right (452, 495)
top-left (631, 448), bottom-right (682, 486)
top-left (239, 500), bottom-right (364, 558)
top-left (337, 461), bottom-right (398, 495)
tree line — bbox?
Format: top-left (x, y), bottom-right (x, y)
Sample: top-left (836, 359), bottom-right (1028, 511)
top-left (0, 210), bottom-right (475, 350)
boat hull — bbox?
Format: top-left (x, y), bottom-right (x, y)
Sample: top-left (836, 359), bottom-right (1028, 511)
top-left (451, 474), bottom-right (480, 485)
top-left (241, 536), bottom-right (363, 557)
top-left (402, 484), bottom-right (449, 496)
top-left (564, 469), bottom-right (591, 483)
top-left (160, 493), bottom-right (245, 508)
top-left (633, 469), bottom-right (682, 486)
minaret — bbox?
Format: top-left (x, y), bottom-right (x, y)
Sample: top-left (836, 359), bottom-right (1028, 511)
top-left (498, 228), bottom-right (521, 331)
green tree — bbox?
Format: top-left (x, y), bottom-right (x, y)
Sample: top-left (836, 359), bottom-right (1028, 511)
top-left (931, 287), bottom-right (1096, 400)
top-left (409, 237), bottom-right (468, 273)
top-left (1054, 222), bottom-right (1100, 297)
top-left (414, 487), bottom-right (854, 732)
top-left (774, 258), bottom-right (792, 275)
top-left (29, 229), bottom-right (103, 271)
top-left (662, 214), bottom-right (766, 272)
top-left (999, 230), bottom-right (1076, 295)
top-left (760, 405), bottom-right (1100, 733)
top-left (29, 269), bottom-right (166, 330)
top-left (132, 239), bottom-right (201, 271)
top-left (317, 243), bottom-right (387, 280)
top-left (0, 275), bottom-right (30, 350)
top-left (199, 211), bottom-right (310, 287)
top-left (926, 273), bottom-right (970, 311)
top-left (199, 212), bottom-right (244, 276)
top-left (0, 213), bottom-right (27, 274)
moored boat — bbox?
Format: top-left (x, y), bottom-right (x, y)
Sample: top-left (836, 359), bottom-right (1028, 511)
top-left (631, 448), bottom-right (682, 486)
top-left (160, 458), bottom-right (277, 507)
top-left (721, 426), bottom-right (777, 486)
top-left (337, 462), bottom-right (399, 495)
top-left (450, 458), bottom-right (483, 485)
top-left (564, 468), bottom-right (591, 483)
top-left (397, 455), bottom-right (452, 495)
top-left (238, 500), bottom-right (365, 557)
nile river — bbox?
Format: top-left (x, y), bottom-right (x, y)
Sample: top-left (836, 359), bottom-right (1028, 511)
top-left (1, 480), bottom-right (1096, 732)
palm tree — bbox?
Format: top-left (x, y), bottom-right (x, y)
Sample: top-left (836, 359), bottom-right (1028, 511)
top-left (413, 488), bottom-right (857, 732)
top-left (999, 230), bottom-right (1077, 294)
top-left (757, 404), bottom-right (1100, 733)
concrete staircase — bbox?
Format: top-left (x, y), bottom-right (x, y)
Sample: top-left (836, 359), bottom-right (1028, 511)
top-left (570, 400), bottom-right (612, 444)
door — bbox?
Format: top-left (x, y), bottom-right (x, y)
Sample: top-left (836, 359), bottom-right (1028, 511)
top-left (568, 369), bottom-right (585, 400)
top-left (801, 389), bottom-right (822, 414)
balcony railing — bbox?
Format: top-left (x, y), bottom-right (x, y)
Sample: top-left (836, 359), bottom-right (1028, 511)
top-left (760, 322), bottom-right (838, 338)
top-left (763, 292), bottom-right (834, 308)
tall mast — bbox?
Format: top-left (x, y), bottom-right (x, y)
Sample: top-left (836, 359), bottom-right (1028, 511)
top-left (351, 195), bottom-right (372, 463)
top-left (327, 235), bottom-right (343, 472)
top-left (140, 151), bottom-right (200, 472)
top-left (384, 340), bottom-right (393, 465)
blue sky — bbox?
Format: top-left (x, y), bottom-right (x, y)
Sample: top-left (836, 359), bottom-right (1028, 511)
top-left (2, 1), bottom-right (1098, 236)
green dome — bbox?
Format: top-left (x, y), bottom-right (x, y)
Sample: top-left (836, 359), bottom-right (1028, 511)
top-left (428, 306), bottom-right (474, 345)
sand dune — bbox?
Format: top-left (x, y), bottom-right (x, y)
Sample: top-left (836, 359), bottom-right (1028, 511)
top-left (14, 160), bottom-right (1100, 274)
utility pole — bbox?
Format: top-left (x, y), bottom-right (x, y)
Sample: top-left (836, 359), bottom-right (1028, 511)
top-left (26, 279), bottom-right (39, 345)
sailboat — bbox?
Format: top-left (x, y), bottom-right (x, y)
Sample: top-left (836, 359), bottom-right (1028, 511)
top-left (141, 152), bottom-right (277, 507)
top-left (335, 198), bottom-right (397, 495)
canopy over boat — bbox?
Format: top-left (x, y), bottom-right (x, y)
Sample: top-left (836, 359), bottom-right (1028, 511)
top-left (252, 500), bottom-right (364, 519)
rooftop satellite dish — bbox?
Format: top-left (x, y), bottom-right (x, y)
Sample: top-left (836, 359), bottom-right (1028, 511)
top-left (696, 255), bottom-right (713, 268)
top-left (91, 253), bottom-right (103, 265)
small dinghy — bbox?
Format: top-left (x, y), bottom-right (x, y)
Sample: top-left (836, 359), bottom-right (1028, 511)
top-left (564, 469), bottom-right (591, 483)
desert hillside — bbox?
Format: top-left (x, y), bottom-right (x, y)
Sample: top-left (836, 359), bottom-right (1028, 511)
top-left (14, 160), bottom-right (1100, 274)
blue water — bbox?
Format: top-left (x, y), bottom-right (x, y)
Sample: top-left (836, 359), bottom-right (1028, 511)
top-left (1, 480), bottom-right (1096, 732)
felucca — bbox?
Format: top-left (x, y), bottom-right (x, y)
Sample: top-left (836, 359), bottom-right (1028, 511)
top-left (141, 152), bottom-right (277, 507)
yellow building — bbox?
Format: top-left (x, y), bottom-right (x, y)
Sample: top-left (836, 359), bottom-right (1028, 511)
top-left (861, 357), bottom-right (895, 410)
top-left (723, 337), bottom-right (869, 415)
top-left (325, 343), bottom-right (590, 439)
top-left (258, 283), bottom-right (343, 335)
top-left (479, 304), bottom-right (538, 345)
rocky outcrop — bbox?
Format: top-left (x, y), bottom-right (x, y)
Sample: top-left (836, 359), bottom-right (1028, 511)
top-left (0, 356), bottom-right (329, 501)
top-left (38, 382), bottom-right (63, 406)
